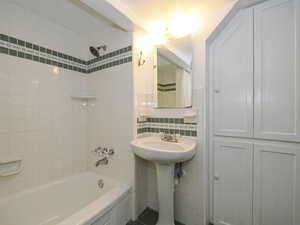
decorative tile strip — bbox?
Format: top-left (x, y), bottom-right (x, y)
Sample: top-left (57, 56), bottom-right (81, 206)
top-left (157, 83), bottom-right (176, 92)
top-left (158, 83), bottom-right (176, 87)
top-left (0, 33), bottom-right (132, 74)
top-left (0, 33), bottom-right (87, 73)
top-left (158, 88), bottom-right (176, 92)
top-left (137, 117), bottom-right (197, 137)
top-left (87, 55), bottom-right (132, 73)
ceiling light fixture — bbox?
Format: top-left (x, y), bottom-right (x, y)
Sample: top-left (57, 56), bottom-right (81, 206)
top-left (147, 20), bottom-right (168, 45)
top-left (168, 10), bottom-right (200, 39)
top-left (147, 10), bottom-right (200, 45)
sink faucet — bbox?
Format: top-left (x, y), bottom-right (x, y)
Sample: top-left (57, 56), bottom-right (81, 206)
top-left (160, 132), bottom-right (178, 143)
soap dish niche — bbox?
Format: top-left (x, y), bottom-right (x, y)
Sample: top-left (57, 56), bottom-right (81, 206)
top-left (0, 157), bottom-right (22, 177)
top-left (71, 95), bottom-right (97, 100)
top-left (71, 89), bottom-right (97, 102)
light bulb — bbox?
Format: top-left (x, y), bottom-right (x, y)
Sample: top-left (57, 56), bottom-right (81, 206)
top-left (147, 20), bottom-right (168, 45)
top-left (169, 10), bottom-right (200, 38)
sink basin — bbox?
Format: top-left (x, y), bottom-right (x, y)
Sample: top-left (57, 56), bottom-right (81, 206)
top-left (131, 135), bottom-right (197, 225)
top-left (131, 136), bottom-right (196, 164)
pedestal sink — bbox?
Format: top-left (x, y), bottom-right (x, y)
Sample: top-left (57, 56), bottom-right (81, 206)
top-left (131, 136), bottom-right (196, 225)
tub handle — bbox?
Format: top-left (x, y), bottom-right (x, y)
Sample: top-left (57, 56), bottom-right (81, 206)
top-left (98, 179), bottom-right (104, 189)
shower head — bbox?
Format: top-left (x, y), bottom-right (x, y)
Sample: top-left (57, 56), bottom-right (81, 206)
top-left (89, 46), bottom-right (99, 58)
top-left (89, 45), bottom-right (107, 58)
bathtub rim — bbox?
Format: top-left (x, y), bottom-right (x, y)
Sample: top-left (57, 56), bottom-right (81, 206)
top-left (0, 171), bottom-right (131, 225)
top-left (58, 175), bottom-right (131, 225)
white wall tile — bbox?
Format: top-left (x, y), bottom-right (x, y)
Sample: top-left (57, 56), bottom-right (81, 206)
top-left (0, 56), bottom-right (87, 198)
top-left (0, 1), bottom-right (87, 59)
top-left (86, 62), bottom-right (135, 186)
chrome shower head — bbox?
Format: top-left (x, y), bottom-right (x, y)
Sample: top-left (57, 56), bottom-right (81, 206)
top-left (89, 46), bottom-right (99, 58)
top-left (89, 45), bottom-right (107, 58)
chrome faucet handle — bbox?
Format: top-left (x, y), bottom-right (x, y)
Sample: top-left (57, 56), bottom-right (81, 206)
top-left (160, 132), bottom-right (179, 142)
top-left (103, 147), bottom-right (114, 155)
top-left (92, 147), bottom-right (115, 156)
top-left (98, 179), bottom-right (104, 188)
top-left (107, 148), bottom-right (115, 155)
top-left (92, 147), bottom-right (102, 153)
top-left (160, 132), bottom-right (168, 139)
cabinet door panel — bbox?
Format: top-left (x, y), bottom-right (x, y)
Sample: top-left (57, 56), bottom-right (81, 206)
top-left (213, 140), bottom-right (253, 225)
top-left (210, 8), bottom-right (253, 137)
top-left (254, 0), bottom-right (300, 141)
top-left (254, 143), bottom-right (300, 225)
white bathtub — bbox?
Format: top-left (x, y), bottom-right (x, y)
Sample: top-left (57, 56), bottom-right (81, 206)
top-left (0, 172), bottom-right (131, 225)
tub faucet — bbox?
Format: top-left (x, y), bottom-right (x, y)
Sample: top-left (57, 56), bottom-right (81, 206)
top-left (95, 157), bottom-right (108, 167)
top-left (98, 179), bottom-right (104, 189)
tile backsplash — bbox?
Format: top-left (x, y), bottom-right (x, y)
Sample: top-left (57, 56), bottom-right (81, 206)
top-left (0, 53), bottom-right (87, 198)
top-left (137, 117), bottom-right (197, 137)
top-left (0, 33), bottom-right (132, 74)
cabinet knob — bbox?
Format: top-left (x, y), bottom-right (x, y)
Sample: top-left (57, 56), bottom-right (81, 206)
top-left (214, 174), bottom-right (220, 181)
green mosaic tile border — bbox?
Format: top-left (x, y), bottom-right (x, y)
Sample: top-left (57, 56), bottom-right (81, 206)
top-left (0, 33), bottom-right (132, 74)
top-left (158, 83), bottom-right (176, 87)
top-left (157, 83), bottom-right (176, 92)
top-left (87, 46), bottom-right (132, 65)
top-left (137, 127), bottom-right (197, 137)
top-left (145, 117), bottom-right (196, 125)
top-left (158, 88), bottom-right (176, 92)
top-left (87, 56), bottom-right (132, 73)
top-left (137, 117), bottom-right (197, 137)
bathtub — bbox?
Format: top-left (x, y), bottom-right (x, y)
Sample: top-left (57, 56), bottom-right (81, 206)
top-left (0, 172), bottom-right (131, 225)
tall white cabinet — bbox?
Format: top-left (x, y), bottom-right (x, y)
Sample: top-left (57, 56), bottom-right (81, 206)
top-left (213, 140), bottom-right (253, 225)
top-left (254, 0), bottom-right (300, 142)
top-left (208, 0), bottom-right (300, 225)
top-left (253, 143), bottom-right (300, 225)
top-left (210, 8), bottom-right (253, 138)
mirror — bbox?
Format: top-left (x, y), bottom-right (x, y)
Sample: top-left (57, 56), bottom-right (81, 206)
top-left (155, 36), bottom-right (193, 108)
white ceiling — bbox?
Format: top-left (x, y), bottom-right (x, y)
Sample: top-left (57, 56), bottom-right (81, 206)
top-left (9, 0), bottom-right (117, 34)
top-left (108, 0), bottom-right (237, 32)
top-left (9, 0), bottom-right (237, 36)
top-left (8, 0), bottom-right (238, 52)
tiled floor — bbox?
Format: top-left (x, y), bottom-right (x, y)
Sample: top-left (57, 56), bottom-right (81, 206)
top-left (127, 208), bottom-right (184, 225)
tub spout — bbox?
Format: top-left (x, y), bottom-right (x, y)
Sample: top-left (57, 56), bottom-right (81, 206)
top-left (95, 157), bottom-right (108, 167)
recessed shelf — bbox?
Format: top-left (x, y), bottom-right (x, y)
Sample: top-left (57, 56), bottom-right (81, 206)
top-left (71, 95), bottom-right (97, 100)
top-left (0, 156), bottom-right (22, 177)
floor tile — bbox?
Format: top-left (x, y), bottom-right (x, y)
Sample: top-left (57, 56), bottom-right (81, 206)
top-left (136, 208), bottom-right (185, 225)
top-left (138, 208), bottom-right (158, 225)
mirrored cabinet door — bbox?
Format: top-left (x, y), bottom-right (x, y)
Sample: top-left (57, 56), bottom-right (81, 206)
top-left (154, 36), bottom-right (193, 109)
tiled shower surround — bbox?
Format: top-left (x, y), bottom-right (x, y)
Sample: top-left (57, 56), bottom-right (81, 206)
top-left (137, 117), bottom-right (197, 137)
top-left (0, 33), bottom-right (132, 74)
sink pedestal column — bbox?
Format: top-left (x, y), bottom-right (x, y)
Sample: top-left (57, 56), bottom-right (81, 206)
top-left (155, 163), bottom-right (175, 225)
